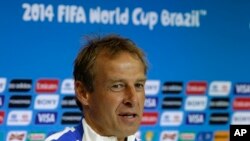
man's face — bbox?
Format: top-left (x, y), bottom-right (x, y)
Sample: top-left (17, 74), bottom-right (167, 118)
top-left (86, 52), bottom-right (146, 138)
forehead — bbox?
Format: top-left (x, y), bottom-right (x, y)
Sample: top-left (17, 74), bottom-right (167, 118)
top-left (96, 51), bottom-right (141, 64)
top-left (93, 52), bottom-right (145, 77)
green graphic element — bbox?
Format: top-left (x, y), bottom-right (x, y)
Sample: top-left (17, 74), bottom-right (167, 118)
top-left (27, 132), bottom-right (46, 141)
top-left (179, 132), bottom-right (196, 141)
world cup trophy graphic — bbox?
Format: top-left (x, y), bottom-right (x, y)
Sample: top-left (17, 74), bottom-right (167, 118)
top-left (145, 131), bottom-right (154, 141)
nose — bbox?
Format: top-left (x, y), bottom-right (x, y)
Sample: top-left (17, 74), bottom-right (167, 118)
top-left (122, 86), bottom-right (138, 107)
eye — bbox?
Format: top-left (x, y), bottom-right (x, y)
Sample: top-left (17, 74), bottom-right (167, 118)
top-left (135, 83), bottom-right (144, 90)
top-left (110, 83), bottom-right (125, 92)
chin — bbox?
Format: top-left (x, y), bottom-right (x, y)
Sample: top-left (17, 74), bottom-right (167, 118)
top-left (122, 126), bottom-right (138, 135)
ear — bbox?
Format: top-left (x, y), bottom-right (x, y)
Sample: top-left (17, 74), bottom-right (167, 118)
top-left (75, 80), bottom-right (90, 106)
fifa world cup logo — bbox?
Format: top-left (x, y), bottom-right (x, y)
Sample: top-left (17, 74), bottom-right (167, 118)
top-left (145, 131), bottom-right (154, 141)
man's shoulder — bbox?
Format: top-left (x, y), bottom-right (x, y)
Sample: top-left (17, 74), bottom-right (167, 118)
top-left (45, 127), bottom-right (80, 141)
top-left (45, 123), bottom-right (83, 141)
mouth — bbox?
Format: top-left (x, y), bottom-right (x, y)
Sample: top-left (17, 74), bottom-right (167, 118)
top-left (118, 112), bottom-right (140, 126)
top-left (118, 113), bottom-right (137, 118)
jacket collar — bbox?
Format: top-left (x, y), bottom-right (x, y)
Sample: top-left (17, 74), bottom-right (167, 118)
top-left (77, 119), bottom-right (137, 141)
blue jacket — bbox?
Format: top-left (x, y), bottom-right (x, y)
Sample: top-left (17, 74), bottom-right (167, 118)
top-left (46, 122), bottom-right (84, 141)
top-left (46, 121), bottom-right (138, 141)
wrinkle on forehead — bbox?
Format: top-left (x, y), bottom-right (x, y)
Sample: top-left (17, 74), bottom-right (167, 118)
top-left (93, 52), bottom-right (145, 85)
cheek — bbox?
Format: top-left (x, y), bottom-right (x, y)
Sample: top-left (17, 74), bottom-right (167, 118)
top-left (137, 94), bottom-right (145, 106)
top-left (102, 95), bottom-right (122, 110)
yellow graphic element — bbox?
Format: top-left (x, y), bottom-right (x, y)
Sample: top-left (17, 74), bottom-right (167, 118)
top-left (214, 131), bottom-right (229, 141)
top-left (145, 131), bottom-right (154, 141)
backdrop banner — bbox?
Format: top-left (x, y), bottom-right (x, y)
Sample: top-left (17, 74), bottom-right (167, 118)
top-left (0, 0), bottom-right (250, 141)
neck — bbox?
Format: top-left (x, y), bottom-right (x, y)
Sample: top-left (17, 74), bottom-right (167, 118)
top-left (84, 118), bottom-right (130, 141)
top-left (118, 137), bottom-right (127, 141)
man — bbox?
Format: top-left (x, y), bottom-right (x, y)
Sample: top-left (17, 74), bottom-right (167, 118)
top-left (46, 34), bottom-right (148, 141)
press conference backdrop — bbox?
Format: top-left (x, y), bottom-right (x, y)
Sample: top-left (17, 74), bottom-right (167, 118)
top-left (0, 0), bottom-right (250, 141)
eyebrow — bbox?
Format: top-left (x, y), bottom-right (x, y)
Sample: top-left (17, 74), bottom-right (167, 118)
top-left (108, 77), bottom-right (147, 83)
top-left (137, 78), bottom-right (147, 82)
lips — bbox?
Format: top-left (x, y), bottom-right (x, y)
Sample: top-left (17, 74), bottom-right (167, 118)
top-left (118, 112), bottom-right (137, 119)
